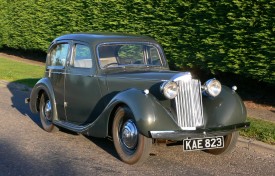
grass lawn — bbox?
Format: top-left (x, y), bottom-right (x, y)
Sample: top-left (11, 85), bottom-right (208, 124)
top-left (0, 56), bottom-right (274, 145)
top-left (241, 117), bottom-right (275, 145)
top-left (0, 57), bottom-right (44, 87)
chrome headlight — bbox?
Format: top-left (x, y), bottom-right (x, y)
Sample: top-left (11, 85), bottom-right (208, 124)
top-left (203, 79), bottom-right (222, 97)
top-left (161, 81), bottom-right (179, 99)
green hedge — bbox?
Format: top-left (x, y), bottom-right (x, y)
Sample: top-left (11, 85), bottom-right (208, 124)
top-left (0, 0), bottom-right (274, 84)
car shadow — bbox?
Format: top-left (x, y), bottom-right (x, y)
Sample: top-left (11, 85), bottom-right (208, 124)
top-left (86, 136), bottom-right (120, 160)
top-left (0, 139), bottom-right (78, 175)
top-left (7, 79), bottom-right (42, 128)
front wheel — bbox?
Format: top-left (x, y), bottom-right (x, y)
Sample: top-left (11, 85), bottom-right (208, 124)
top-left (112, 106), bottom-right (152, 165)
top-left (204, 131), bottom-right (239, 155)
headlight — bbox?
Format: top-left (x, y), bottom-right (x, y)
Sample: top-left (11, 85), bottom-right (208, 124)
top-left (161, 81), bottom-right (179, 99)
top-left (203, 79), bottom-right (222, 97)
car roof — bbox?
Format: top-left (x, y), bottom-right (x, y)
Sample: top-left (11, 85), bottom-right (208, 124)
top-left (53, 33), bottom-right (158, 46)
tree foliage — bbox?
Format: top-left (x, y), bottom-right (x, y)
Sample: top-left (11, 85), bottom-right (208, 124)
top-left (0, 0), bottom-right (274, 83)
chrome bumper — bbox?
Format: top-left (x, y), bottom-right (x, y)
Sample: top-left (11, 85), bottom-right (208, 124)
top-left (150, 122), bottom-right (250, 140)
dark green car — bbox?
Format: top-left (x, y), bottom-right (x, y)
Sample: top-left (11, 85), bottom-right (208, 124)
top-left (28, 33), bottom-right (249, 164)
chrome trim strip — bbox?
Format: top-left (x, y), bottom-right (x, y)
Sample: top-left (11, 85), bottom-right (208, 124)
top-left (45, 71), bottom-right (97, 77)
top-left (104, 76), bottom-right (170, 82)
top-left (150, 130), bottom-right (230, 139)
top-left (170, 72), bottom-right (192, 82)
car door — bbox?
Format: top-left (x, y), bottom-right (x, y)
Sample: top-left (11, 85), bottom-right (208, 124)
top-left (64, 42), bottom-right (102, 125)
top-left (46, 41), bottom-right (71, 121)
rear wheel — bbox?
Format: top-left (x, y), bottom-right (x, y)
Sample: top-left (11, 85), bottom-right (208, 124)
top-left (112, 106), bottom-right (152, 165)
top-left (39, 93), bottom-right (57, 132)
top-left (204, 131), bottom-right (239, 155)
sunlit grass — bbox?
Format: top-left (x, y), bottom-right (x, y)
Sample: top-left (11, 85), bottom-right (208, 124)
top-left (241, 117), bottom-right (275, 145)
top-left (0, 57), bottom-right (44, 87)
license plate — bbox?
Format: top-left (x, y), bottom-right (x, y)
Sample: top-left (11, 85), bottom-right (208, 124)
top-left (183, 136), bottom-right (224, 151)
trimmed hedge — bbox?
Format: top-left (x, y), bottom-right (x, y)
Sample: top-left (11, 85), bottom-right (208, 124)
top-left (0, 0), bottom-right (274, 84)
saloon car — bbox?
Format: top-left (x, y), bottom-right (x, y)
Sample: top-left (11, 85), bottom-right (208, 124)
top-left (28, 33), bottom-right (250, 164)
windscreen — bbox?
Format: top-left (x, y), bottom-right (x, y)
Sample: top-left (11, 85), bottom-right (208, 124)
top-left (98, 43), bottom-right (163, 68)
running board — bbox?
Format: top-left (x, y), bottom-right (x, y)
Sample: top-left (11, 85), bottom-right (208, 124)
top-left (53, 120), bottom-right (90, 133)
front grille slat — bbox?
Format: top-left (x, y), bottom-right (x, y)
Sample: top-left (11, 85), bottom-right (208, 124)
top-left (175, 79), bottom-right (203, 130)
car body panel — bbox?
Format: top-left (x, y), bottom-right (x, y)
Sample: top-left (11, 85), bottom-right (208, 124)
top-left (64, 69), bottom-right (103, 124)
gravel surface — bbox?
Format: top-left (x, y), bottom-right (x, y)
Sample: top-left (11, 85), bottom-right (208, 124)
top-left (0, 80), bottom-right (275, 176)
top-left (244, 101), bottom-right (275, 122)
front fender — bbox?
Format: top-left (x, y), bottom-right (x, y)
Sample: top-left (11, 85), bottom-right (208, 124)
top-left (111, 89), bottom-right (180, 136)
top-left (29, 78), bottom-right (58, 121)
top-left (87, 88), bottom-right (179, 138)
top-left (203, 85), bottom-right (247, 128)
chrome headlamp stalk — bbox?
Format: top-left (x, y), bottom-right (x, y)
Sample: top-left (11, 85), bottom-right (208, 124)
top-left (160, 81), bottom-right (179, 99)
top-left (202, 78), bottom-right (222, 97)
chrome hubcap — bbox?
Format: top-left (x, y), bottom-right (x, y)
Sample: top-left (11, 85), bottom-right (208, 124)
top-left (121, 120), bottom-right (138, 150)
top-left (44, 100), bottom-right (52, 121)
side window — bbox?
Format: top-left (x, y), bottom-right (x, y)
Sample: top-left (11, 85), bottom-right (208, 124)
top-left (49, 43), bottom-right (69, 67)
top-left (73, 44), bottom-right (92, 68)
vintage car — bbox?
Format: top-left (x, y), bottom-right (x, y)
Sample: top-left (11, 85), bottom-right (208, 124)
top-left (27, 33), bottom-right (250, 164)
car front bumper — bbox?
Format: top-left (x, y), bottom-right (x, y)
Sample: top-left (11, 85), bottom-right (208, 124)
top-left (150, 122), bottom-right (250, 140)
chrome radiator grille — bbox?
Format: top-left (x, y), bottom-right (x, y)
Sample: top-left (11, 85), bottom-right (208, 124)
top-left (174, 79), bottom-right (204, 130)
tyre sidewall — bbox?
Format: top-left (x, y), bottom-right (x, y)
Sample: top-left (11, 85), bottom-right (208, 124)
top-left (204, 131), bottom-right (239, 155)
top-left (112, 107), bottom-right (151, 164)
top-left (39, 94), bottom-right (56, 132)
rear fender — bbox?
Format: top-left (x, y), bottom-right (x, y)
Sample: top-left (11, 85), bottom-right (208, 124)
top-left (29, 78), bottom-right (58, 121)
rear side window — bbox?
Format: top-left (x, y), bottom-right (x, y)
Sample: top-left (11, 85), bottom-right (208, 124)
top-left (48, 43), bottom-right (69, 66)
top-left (73, 44), bottom-right (92, 68)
